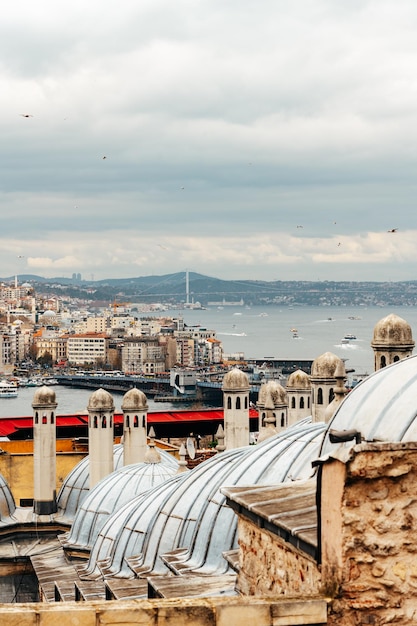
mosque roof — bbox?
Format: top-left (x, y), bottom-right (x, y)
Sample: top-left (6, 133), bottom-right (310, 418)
top-left (78, 418), bottom-right (325, 581)
top-left (56, 444), bottom-right (178, 525)
top-left (62, 460), bottom-right (179, 551)
top-left (0, 474), bottom-right (16, 526)
top-left (320, 353), bottom-right (417, 456)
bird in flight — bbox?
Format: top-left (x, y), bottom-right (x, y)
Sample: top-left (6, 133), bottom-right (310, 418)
top-left (387, 228), bottom-right (398, 233)
top-left (20, 114), bottom-right (33, 118)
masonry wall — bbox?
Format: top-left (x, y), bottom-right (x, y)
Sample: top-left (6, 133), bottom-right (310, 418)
top-left (320, 442), bottom-right (417, 626)
top-left (237, 519), bottom-right (321, 597)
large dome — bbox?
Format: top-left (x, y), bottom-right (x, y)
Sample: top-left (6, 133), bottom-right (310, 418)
top-left (372, 313), bottom-right (414, 347)
top-left (311, 352), bottom-right (342, 379)
top-left (62, 460), bottom-right (179, 551)
top-left (0, 473), bottom-right (16, 525)
top-left (56, 444), bottom-right (178, 525)
top-left (320, 353), bottom-right (417, 456)
top-left (79, 419), bottom-right (325, 581)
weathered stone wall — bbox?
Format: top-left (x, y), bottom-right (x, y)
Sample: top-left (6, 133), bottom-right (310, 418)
top-left (0, 596), bottom-right (328, 626)
top-left (321, 442), bottom-right (417, 626)
top-left (237, 518), bottom-right (321, 597)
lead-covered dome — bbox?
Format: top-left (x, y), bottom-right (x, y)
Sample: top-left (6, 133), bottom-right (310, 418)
top-left (121, 387), bottom-right (148, 411)
top-left (56, 444), bottom-right (178, 525)
top-left (0, 473), bottom-right (16, 525)
top-left (79, 418), bottom-right (325, 581)
top-left (371, 313), bottom-right (414, 346)
top-left (32, 385), bottom-right (56, 406)
top-left (286, 369), bottom-right (311, 390)
top-left (62, 459), bottom-right (179, 552)
top-left (311, 352), bottom-right (342, 379)
top-left (222, 367), bottom-right (249, 391)
top-left (320, 353), bottom-right (417, 456)
top-left (88, 388), bottom-right (114, 410)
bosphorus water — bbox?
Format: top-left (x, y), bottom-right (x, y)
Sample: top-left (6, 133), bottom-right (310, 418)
top-left (1, 304), bottom-right (414, 418)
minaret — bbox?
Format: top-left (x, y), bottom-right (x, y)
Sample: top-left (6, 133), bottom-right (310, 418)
top-left (371, 313), bottom-right (415, 371)
top-left (222, 367), bottom-right (250, 450)
top-left (32, 386), bottom-right (58, 515)
top-left (88, 388), bottom-right (115, 488)
top-left (121, 387), bottom-right (148, 466)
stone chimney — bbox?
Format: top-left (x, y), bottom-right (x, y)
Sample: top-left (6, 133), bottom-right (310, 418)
top-left (87, 388), bottom-right (115, 488)
top-left (32, 386), bottom-right (58, 515)
top-left (121, 387), bottom-right (148, 466)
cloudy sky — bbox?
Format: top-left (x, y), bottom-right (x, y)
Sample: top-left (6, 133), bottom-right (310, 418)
top-left (2, 0), bottom-right (417, 283)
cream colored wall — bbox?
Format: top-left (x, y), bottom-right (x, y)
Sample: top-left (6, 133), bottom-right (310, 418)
top-left (0, 452), bottom-right (85, 505)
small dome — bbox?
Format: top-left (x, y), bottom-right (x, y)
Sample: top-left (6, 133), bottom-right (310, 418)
top-left (286, 369), bottom-right (311, 390)
top-left (372, 313), bottom-right (414, 347)
top-left (88, 388), bottom-right (114, 410)
top-left (121, 387), bottom-right (148, 411)
top-left (311, 352), bottom-right (342, 379)
top-left (32, 385), bottom-right (56, 406)
top-left (222, 367), bottom-right (249, 391)
top-left (42, 310), bottom-right (56, 317)
top-left (258, 380), bottom-right (287, 406)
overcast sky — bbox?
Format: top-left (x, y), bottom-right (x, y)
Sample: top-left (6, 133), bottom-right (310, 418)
top-left (2, 0), bottom-right (417, 283)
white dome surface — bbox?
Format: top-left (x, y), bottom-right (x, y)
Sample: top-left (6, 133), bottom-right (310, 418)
top-left (63, 460), bottom-right (178, 551)
top-left (321, 353), bottom-right (417, 456)
top-left (56, 444), bottom-right (178, 525)
top-left (79, 418), bottom-right (325, 581)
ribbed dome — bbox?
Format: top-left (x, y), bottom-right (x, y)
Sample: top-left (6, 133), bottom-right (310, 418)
top-left (286, 369), bottom-right (311, 389)
top-left (222, 367), bottom-right (249, 391)
top-left (320, 353), bottom-right (417, 456)
top-left (0, 473), bottom-right (16, 524)
top-left (80, 419), bottom-right (325, 580)
top-left (62, 461), bottom-right (179, 551)
top-left (88, 388), bottom-right (114, 410)
top-left (372, 313), bottom-right (414, 346)
top-left (311, 352), bottom-right (342, 378)
top-left (121, 387), bottom-right (148, 411)
top-left (56, 444), bottom-right (178, 525)
top-left (32, 385), bottom-right (56, 406)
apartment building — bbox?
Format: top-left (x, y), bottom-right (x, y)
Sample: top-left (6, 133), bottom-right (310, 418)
top-left (66, 333), bottom-right (109, 366)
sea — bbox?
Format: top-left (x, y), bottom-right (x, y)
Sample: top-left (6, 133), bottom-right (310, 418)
top-left (1, 304), bottom-right (414, 418)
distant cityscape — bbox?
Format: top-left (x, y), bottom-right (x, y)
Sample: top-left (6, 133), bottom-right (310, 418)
top-left (3, 271), bottom-right (417, 307)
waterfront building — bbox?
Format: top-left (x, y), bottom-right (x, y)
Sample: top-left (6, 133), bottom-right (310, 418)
top-left (66, 332), bottom-right (109, 366)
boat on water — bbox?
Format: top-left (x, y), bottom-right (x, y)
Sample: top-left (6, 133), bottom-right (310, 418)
top-left (344, 334), bottom-right (357, 340)
top-left (0, 381), bottom-right (18, 398)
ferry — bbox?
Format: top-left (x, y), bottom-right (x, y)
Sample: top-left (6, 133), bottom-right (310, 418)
top-left (344, 334), bottom-right (357, 340)
top-left (0, 381), bottom-right (18, 398)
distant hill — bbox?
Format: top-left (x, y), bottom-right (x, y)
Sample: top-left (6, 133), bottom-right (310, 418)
top-left (2, 272), bottom-right (417, 307)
